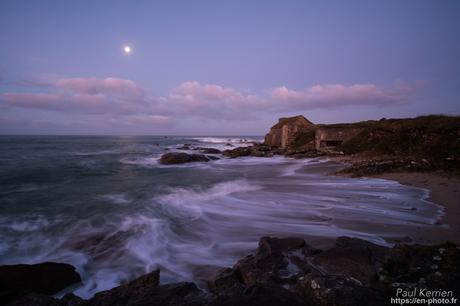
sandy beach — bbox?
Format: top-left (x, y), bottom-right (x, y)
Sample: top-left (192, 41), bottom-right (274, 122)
top-left (371, 172), bottom-right (460, 244)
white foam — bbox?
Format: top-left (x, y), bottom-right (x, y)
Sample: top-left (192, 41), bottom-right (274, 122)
top-left (100, 193), bottom-right (131, 205)
top-left (120, 156), bottom-right (160, 167)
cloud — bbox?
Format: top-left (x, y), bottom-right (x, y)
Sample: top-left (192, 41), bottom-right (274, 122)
top-left (1, 93), bottom-right (61, 109)
top-left (56, 77), bottom-right (143, 97)
top-left (155, 81), bottom-right (262, 119)
top-left (0, 77), bottom-right (150, 115)
top-left (270, 83), bottom-right (414, 110)
top-left (0, 76), bottom-right (421, 125)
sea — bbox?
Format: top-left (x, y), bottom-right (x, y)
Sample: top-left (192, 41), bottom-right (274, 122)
top-left (0, 135), bottom-right (443, 298)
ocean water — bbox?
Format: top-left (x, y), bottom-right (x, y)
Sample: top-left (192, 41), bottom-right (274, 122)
top-left (0, 135), bottom-right (443, 298)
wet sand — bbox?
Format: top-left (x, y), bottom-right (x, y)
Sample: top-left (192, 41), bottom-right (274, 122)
top-left (371, 172), bottom-right (460, 244)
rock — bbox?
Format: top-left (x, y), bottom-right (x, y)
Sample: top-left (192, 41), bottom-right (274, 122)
top-left (6, 293), bottom-right (86, 306)
top-left (0, 262), bottom-right (81, 305)
top-left (297, 274), bottom-right (386, 306)
top-left (312, 236), bottom-right (387, 285)
top-left (87, 270), bottom-right (207, 306)
top-left (209, 236), bottom-right (316, 298)
top-left (380, 242), bottom-right (460, 293)
top-left (177, 144), bottom-right (193, 150)
top-left (198, 148), bottom-right (221, 154)
top-left (209, 284), bottom-right (306, 306)
top-left (160, 152), bottom-right (210, 165)
top-left (223, 147), bottom-right (251, 158)
top-left (5, 237), bottom-right (460, 306)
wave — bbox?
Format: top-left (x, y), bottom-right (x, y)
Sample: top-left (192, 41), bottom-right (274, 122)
top-left (99, 193), bottom-right (132, 205)
top-left (154, 180), bottom-right (261, 221)
top-left (119, 156), bottom-right (160, 167)
top-left (192, 137), bottom-right (261, 144)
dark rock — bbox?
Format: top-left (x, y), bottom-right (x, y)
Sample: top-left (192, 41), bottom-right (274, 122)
top-left (209, 236), bottom-right (314, 297)
top-left (297, 273), bottom-right (386, 306)
top-left (196, 148), bottom-right (221, 154)
top-left (160, 152), bottom-right (210, 165)
top-left (0, 262), bottom-right (81, 305)
top-left (5, 292), bottom-right (84, 306)
top-left (223, 147), bottom-right (251, 158)
top-left (209, 284), bottom-right (306, 306)
top-left (380, 242), bottom-right (460, 295)
top-left (87, 269), bottom-right (207, 306)
top-left (312, 236), bottom-right (387, 285)
top-left (177, 144), bottom-right (193, 150)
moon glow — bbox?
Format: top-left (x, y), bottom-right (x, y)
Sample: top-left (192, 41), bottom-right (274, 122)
top-left (123, 45), bottom-right (131, 54)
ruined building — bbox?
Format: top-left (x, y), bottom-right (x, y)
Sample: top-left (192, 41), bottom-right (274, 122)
top-left (264, 115), bottom-right (316, 148)
top-left (264, 115), bottom-right (364, 151)
top-left (314, 125), bottom-right (363, 150)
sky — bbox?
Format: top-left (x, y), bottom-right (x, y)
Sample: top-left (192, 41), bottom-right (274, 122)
top-left (0, 0), bottom-right (459, 135)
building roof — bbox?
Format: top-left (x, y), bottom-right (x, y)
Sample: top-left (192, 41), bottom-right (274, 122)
top-left (271, 115), bottom-right (315, 129)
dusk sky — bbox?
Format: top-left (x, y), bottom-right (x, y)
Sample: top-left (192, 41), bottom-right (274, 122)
top-left (0, 0), bottom-right (459, 135)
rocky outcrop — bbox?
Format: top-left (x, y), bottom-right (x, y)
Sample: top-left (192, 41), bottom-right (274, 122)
top-left (337, 157), bottom-right (436, 177)
top-left (196, 148), bottom-right (222, 154)
top-left (223, 145), bottom-right (275, 158)
top-left (264, 115), bottom-right (316, 149)
top-left (0, 262), bottom-right (81, 305)
top-left (5, 236), bottom-right (460, 306)
top-left (159, 152), bottom-right (214, 165)
top-left (87, 270), bottom-right (207, 306)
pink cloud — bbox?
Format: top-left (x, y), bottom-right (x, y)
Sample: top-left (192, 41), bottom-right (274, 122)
top-left (1, 92), bottom-right (61, 109)
top-left (0, 76), bottom-right (421, 123)
top-left (56, 77), bottom-right (143, 97)
top-left (270, 83), bottom-right (413, 110)
top-left (159, 81), bottom-right (262, 118)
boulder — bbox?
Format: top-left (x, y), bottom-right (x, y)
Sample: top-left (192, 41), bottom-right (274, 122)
top-left (197, 148), bottom-right (222, 154)
top-left (88, 270), bottom-right (206, 306)
top-left (177, 144), bottom-right (193, 150)
top-left (297, 273), bottom-right (386, 306)
top-left (6, 293), bottom-right (84, 306)
top-left (160, 153), bottom-right (210, 165)
top-left (312, 236), bottom-right (387, 285)
top-left (223, 147), bottom-right (251, 158)
top-left (209, 284), bottom-right (306, 306)
top-left (0, 262), bottom-right (81, 304)
top-left (379, 242), bottom-right (460, 296)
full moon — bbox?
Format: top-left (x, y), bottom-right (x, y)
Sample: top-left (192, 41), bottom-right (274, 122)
top-left (123, 45), bottom-right (131, 54)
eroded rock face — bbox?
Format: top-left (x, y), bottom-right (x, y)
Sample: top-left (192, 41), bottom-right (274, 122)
top-left (0, 262), bottom-right (81, 305)
top-left (159, 152), bottom-right (211, 164)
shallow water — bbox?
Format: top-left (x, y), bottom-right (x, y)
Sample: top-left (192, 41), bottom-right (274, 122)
top-left (0, 135), bottom-right (443, 298)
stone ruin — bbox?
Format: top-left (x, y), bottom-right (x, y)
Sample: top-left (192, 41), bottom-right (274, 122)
top-left (264, 115), bottom-right (363, 151)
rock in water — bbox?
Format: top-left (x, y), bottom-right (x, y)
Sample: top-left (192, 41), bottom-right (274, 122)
top-left (198, 148), bottom-right (222, 154)
top-left (0, 262), bottom-right (81, 304)
top-left (159, 152), bottom-right (210, 164)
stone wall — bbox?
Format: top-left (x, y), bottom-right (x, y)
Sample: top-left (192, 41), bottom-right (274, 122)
top-left (315, 127), bottom-right (363, 150)
top-left (264, 115), bottom-right (316, 148)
